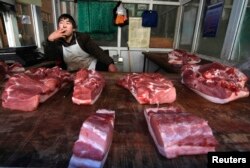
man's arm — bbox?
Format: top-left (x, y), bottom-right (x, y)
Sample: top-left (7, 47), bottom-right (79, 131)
top-left (44, 38), bottom-right (66, 69)
top-left (77, 32), bottom-right (118, 72)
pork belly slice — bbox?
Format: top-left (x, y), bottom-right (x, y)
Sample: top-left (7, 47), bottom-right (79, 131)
top-left (144, 107), bottom-right (217, 159)
top-left (181, 62), bottom-right (249, 104)
top-left (2, 94), bottom-right (39, 112)
top-left (69, 109), bottom-right (115, 168)
top-left (117, 73), bottom-right (176, 104)
top-left (72, 69), bottom-right (105, 105)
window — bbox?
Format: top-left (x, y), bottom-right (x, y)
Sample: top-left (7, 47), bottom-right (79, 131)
top-left (196, 0), bottom-right (233, 58)
top-left (41, 0), bottom-right (54, 44)
top-left (15, 2), bottom-right (36, 46)
top-left (179, 0), bottom-right (200, 51)
top-left (121, 3), bottom-right (178, 48)
top-left (150, 4), bottom-right (178, 48)
top-left (232, 0), bottom-right (250, 62)
top-left (121, 3), bottom-right (149, 47)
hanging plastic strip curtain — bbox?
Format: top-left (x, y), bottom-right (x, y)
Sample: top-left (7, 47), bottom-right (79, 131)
top-left (78, 0), bottom-right (117, 40)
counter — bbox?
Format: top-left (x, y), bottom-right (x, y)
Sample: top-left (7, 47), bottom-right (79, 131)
top-left (142, 52), bottom-right (212, 73)
top-left (0, 72), bottom-right (250, 167)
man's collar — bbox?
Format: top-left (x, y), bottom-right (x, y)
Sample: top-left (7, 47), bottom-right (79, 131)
top-left (61, 32), bottom-right (76, 46)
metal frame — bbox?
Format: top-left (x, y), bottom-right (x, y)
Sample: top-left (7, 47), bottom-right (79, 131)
top-left (4, 0), bottom-right (248, 64)
top-left (2, 12), bottom-right (20, 47)
top-left (221, 0), bottom-right (248, 61)
top-left (100, 0), bottom-right (185, 58)
top-left (173, 5), bottom-right (183, 49)
top-left (191, 0), bottom-right (248, 62)
top-left (191, 0), bottom-right (205, 53)
top-left (31, 4), bottom-right (44, 48)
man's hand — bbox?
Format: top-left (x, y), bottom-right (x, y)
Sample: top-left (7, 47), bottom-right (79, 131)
top-left (108, 64), bottom-right (118, 72)
top-left (48, 29), bottom-right (67, 42)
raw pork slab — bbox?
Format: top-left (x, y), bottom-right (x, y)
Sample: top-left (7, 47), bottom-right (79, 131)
top-left (144, 106), bottom-right (217, 159)
top-left (72, 69), bottom-right (105, 105)
top-left (168, 49), bottom-right (201, 65)
top-left (117, 73), bottom-right (176, 104)
top-left (1, 66), bottom-right (72, 111)
top-left (181, 62), bottom-right (249, 104)
top-left (68, 109), bottom-right (115, 168)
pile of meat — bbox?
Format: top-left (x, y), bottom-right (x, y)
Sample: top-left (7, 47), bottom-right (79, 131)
top-left (181, 62), bottom-right (249, 104)
top-left (144, 106), bottom-right (217, 159)
top-left (72, 69), bottom-right (105, 105)
top-left (1, 66), bottom-right (72, 111)
top-left (168, 49), bottom-right (201, 66)
top-left (68, 109), bottom-right (115, 168)
top-left (117, 73), bottom-right (176, 104)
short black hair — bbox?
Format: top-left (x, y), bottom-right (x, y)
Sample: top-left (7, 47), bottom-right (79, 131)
top-left (57, 13), bottom-right (77, 28)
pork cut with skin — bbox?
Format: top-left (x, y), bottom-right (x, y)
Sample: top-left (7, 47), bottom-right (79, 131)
top-left (72, 69), bottom-right (105, 105)
top-left (181, 62), bottom-right (249, 104)
top-left (68, 109), bottom-right (115, 168)
top-left (117, 73), bottom-right (176, 104)
top-left (1, 66), bottom-right (72, 111)
top-left (144, 107), bottom-right (217, 159)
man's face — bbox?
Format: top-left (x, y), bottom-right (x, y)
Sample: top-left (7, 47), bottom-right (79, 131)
top-left (58, 18), bottom-right (75, 38)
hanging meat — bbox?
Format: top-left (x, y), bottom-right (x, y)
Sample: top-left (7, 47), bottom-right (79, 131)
top-left (117, 73), bottom-right (176, 104)
top-left (181, 62), bottom-right (249, 104)
top-left (144, 106), bottom-right (217, 159)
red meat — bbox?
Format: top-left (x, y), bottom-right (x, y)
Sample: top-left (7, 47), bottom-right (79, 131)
top-left (72, 69), bottom-right (105, 105)
top-left (68, 109), bottom-right (115, 168)
top-left (117, 73), bottom-right (176, 104)
top-left (168, 49), bottom-right (201, 65)
top-left (181, 62), bottom-right (249, 104)
top-left (144, 107), bottom-right (217, 159)
top-left (1, 66), bottom-right (72, 111)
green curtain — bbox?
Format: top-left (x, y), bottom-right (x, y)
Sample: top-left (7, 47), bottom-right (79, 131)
top-left (78, 0), bottom-right (117, 40)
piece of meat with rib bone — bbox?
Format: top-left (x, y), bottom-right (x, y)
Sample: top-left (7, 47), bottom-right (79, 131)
top-left (168, 49), bottom-right (201, 66)
top-left (181, 62), bottom-right (249, 104)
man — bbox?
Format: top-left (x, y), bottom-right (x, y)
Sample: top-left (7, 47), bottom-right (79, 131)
top-left (44, 13), bottom-right (117, 72)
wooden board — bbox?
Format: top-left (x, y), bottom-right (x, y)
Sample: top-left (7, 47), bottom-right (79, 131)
top-left (143, 52), bottom-right (212, 73)
top-left (0, 72), bottom-right (249, 167)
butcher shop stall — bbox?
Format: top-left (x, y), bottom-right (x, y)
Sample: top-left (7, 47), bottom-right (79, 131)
top-left (0, 63), bottom-right (250, 168)
top-left (0, 0), bottom-right (250, 168)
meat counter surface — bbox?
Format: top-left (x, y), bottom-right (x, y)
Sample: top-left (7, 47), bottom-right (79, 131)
top-left (0, 72), bottom-right (250, 168)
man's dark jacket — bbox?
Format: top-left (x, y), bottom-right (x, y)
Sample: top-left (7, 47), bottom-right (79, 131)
top-left (44, 32), bottom-right (114, 70)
